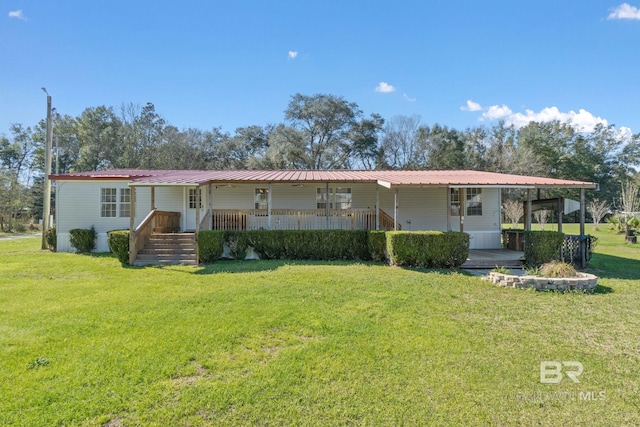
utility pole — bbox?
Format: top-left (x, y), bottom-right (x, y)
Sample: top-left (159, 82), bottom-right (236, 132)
top-left (41, 88), bottom-right (53, 250)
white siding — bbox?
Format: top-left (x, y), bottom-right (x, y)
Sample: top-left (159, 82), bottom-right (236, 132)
top-left (449, 187), bottom-right (502, 249)
top-left (56, 180), bottom-right (503, 252)
top-left (56, 180), bottom-right (153, 252)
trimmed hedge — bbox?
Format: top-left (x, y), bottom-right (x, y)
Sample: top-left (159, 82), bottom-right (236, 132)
top-left (368, 230), bottom-right (387, 261)
top-left (386, 231), bottom-right (469, 268)
top-left (69, 226), bottom-right (96, 253)
top-left (198, 229), bottom-right (469, 268)
top-left (524, 230), bottom-right (564, 267)
top-left (245, 230), bottom-right (371, 260)
top-left (108, 230), bottom-right (130, 264)
top-left (198, 230), bottom-right (225, 263)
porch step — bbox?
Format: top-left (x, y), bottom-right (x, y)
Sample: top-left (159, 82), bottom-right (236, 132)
top-left (133, 233), bottom-right (197, 266)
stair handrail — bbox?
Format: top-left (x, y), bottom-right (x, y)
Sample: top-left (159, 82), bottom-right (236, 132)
top-left (129, 208), bottom-right (157, 265)
top-left (379, 208), bottom-right (402, 231)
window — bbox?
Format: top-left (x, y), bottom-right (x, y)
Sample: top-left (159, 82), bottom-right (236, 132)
top-left (450, 188), bottom-right (461, 217)
top-left (316, 188), bottom-right (330, 209)
top-left (189, 189), bottom-right (202, 209)
top-left (101, 188), bottom-right (117, 218)
top-left (317, 187), bottom-right (352, 210)
top-left (255, 188), bottom-right (268, 209)
top-left (334, 187), bottom-right (352, 210)
top-left (119, 188), bottom-right (131, 218)
top-left (466, 188), bottom-right (482, 216)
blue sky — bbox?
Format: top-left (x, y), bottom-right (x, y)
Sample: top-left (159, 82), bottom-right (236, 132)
top-left (2, 1), bottom-right (640, 137)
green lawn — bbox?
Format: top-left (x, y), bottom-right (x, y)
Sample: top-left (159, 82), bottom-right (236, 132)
top-left (1, 228), bottom-right (639, 426)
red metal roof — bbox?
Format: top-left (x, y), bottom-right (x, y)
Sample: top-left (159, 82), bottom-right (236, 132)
top-left (49, 169), bottom-right (597, 189)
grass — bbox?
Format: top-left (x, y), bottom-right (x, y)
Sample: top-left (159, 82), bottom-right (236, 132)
top-left (1, 228), bottom-right (639, 426)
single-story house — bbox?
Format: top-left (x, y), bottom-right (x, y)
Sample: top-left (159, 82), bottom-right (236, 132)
top-left (49, 169), bottom-right (596, 264)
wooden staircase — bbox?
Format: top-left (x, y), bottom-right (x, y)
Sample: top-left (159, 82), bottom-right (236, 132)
top-left (133, 233), bottom-right (197, 266)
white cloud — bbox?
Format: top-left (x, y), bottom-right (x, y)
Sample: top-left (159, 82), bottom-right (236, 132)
top-left (403, 93), bottom-right (417, 102)
top-left (460, 100), bottom-right (482, 111)
top-left (8, 9), bottom-right (27, 20)
top-left (375, 82), bottom-right (395, 93)
top-left (466, 102), bottom-right (610, 132)
top-left (288, 51), bottom-right (298, 59)
top-left (483, 104), bottom-right (513, 120)
top-left (608, 3), bottom-right (640, 20)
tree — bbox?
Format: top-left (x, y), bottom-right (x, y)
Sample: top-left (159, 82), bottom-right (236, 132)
top-left (503, 199), bottom-right (524, 229)
top-left (380, 115), bottom-right (423, 169)
top-left (587, 198), bottom-right (610, 231)
top-left (533, 208), bottom-right (550, 230)
top-left (281, 93), bottom-right (363, 169)
top-left (619, 180), bottom-right (639, 240)
top-left (75, 106), bottom-right (122, 171)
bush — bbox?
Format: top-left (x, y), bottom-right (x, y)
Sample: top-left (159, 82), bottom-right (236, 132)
top-left (108, 230), bottom-right (130, 264)
top-left (45, 227), bottom-right (57, 251)
top-left (14, 222), bottom-right (27, 233)
top-left (245, 230), bottom-right (371, 261)
top-left (69, 226), bottom-right (96, 253)
top-left (368, 230), bottom-right (387, 262)
top-left (524, 230), bottom-right (564, 267)
top-left (224, 230), bottom-right (251, 259)
top-left (386, 231), bottom-right (469, 268)
top-left (198, 230), bottom-right (225, 262)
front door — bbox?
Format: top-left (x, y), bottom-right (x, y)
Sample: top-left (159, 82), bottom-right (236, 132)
top-left (185, 188), bottom-right (204, 231)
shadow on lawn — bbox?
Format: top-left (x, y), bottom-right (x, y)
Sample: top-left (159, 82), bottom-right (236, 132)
top-left (587, 253), bottom-right (640, 281)
top-left (194, 259), bottom-right (386, 275)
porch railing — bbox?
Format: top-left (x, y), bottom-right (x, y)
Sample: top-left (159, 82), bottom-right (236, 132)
top-left (211, 208), bottom-right (376, 231)
top-left (199, 210), bottom-right (212, 231)
top-left (129, 210), bottom-right (181, 264)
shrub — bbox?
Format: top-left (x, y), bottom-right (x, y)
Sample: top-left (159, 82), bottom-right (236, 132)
top-left (386, 231), bottom-right (469, 268)
top-left (45, 227), bottom-right (57, 251)
top-left (198, 230), bottom-right (225, 262)
top-left (524, 231), bottom-right (564, 267)
top-left (368, 230), bottom-right (387, 262)
top-left (69, 226), bottom-right (96, 253)
top-left (14, 222), bottom-right (27, 233)
top-left (539, 260), bottom-right (578, 278)
top-left (245, 230), bottom-right (371, 261)
top-left (224, 230), bottom-right (251, 259)
top-left (108, 230), bottom-right (130, 264)
top-left (491, 266), bottom-right (511, 274)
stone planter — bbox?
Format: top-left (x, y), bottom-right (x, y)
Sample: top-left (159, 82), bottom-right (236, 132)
top-left (486, 271), bottom-right (598, 292)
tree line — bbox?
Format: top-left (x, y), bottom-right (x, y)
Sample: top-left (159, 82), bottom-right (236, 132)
top-left (1, 93), bottom-right (639, 230)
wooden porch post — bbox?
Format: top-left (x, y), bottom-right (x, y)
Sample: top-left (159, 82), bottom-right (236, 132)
top-left (446, 187), bottom-right (452, 232)
top-left (375, 185), bottom-right (380, 230)
top-left (459, 188), bottom-right (466, 233)
top-left (208, 184), bottom-right (213, 230)
top-left (557, 196), bottom-right (563, 233)
top-left (195, 186), bottom-right (201, 234)
top-left (325, 183), bottom-right (330, 229)
top-left (579, 188), bottom-right (586, 268)
top-left (525, 189), bottom-right (532, 231)
top-left (394, 187), bottom-right (398, 231)
top-left (128, 186), bottom-right (136, 265)
top-left (151, 186), bottom-right (155, 210)
top-left (268, 183), bottom-right (272, 230)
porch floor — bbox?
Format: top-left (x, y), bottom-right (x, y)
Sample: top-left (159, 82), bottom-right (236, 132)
top-left (462, 249), bottom-right (525, 269)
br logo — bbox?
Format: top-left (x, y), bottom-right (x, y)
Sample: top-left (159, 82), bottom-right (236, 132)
top-left (540, 361), bottom-right (584, 384)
